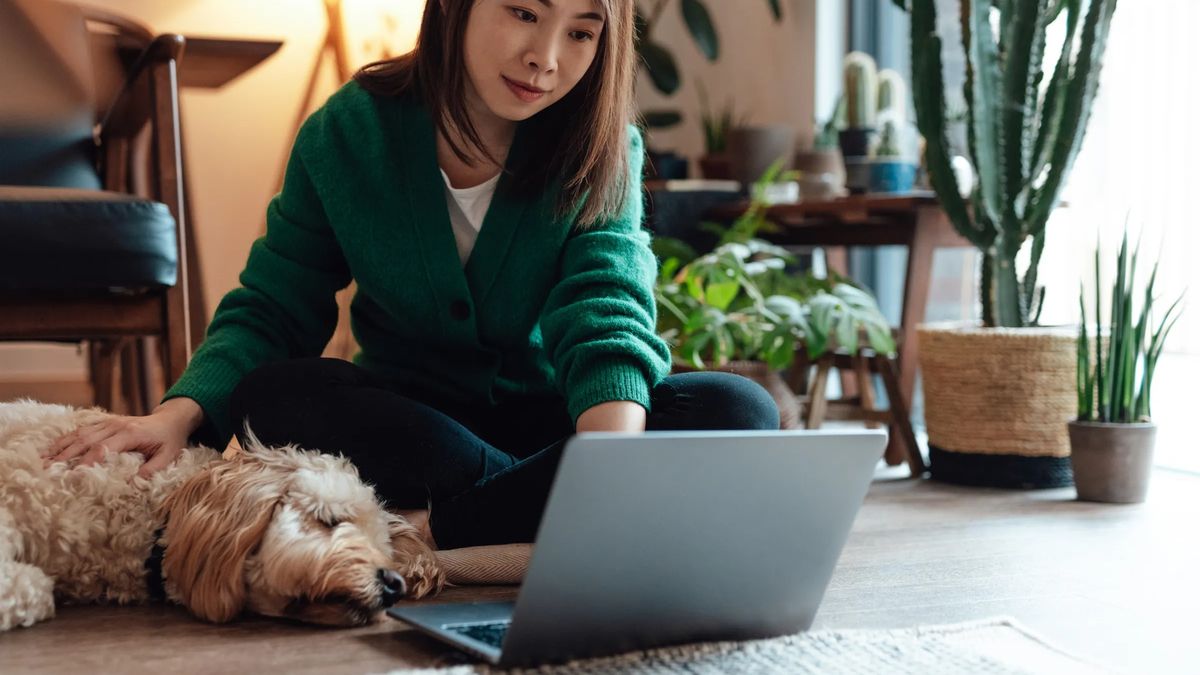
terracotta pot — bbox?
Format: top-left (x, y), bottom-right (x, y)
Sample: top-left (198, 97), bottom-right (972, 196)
top-left (727, 125), bottom-right (796, 188)
top-left (698, 153), bottom-right (732, 180)
top-left (793, 149), bottom-right (846, 200)
top-left (1068, 421), bottom-right (1157, 503)
top-left (672, 360), bottom-right (798, 429)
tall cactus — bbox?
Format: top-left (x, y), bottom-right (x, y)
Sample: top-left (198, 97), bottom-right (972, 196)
top-left (907, 0), bottom-right (1118, 327)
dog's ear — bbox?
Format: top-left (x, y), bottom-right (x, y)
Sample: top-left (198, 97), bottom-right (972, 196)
top-left (160, 458), bottom-right (285, 623)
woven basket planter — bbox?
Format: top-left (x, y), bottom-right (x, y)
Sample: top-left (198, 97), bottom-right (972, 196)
top-left (917, 323), bottom-right (1077, 488)
top-left (671, 360), bottom-right (799, 429)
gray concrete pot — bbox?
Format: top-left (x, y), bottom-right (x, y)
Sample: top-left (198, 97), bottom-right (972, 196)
top-left (727, 125), bottom-right (796, 188)
top-left (1067, 421), bottom-right (1157, 503)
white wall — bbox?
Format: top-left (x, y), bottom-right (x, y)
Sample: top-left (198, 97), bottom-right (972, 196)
top-left (637, 0), bottom-right (819, 166)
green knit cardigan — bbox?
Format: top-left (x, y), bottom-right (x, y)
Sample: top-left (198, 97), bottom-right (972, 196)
top-left (165, 81), bottom-right (671, 446)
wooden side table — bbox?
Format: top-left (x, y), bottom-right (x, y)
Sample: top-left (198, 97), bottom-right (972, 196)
top-left (704, 192), bottom-right (974, 469)
top-left (176, 36), bottom-right (284, 347)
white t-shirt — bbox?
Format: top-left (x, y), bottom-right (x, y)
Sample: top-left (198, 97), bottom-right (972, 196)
top-left (440, 168), bottom-right (501, 266)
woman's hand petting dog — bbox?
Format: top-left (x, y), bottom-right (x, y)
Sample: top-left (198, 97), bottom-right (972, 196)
top-left (44, 398), bottom-right (206, 477)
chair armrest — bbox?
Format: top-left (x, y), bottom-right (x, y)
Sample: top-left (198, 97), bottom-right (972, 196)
top-left (95, 34), bottom-right (186, 145)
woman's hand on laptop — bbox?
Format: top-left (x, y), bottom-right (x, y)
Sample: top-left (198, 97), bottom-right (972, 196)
top-left (44, 397), bottom-right (205, 477)
top-left (575, 401), bottom-right (646, 433)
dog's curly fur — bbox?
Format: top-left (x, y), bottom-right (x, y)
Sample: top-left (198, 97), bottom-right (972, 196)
top-left (0, 400), bottom-right (446, 631)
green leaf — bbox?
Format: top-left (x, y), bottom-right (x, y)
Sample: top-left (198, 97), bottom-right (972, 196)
top-left (864, 323), bottom-right (896, 356)
top-left (639, 41), bottom-right (680, 95)
top-left (763, 295), bottom-right (804, 324)
top-left (681, 0), bottom-right (719, 61)
top-left (1077, 283), bottom-right (1093, 420)
top-left (712, 324), bottom-right (731, 365)
top-left (652, 238), bottom-right (697, 268)
top-left (659, 256), bottom-right (680, 280)
top-left (706, 280), bottom-right (740, 311)
top-left (683, 333), bottom-right (712, 369)
top-left (808, 294), bottom-right (837, 341)
top-left (835, 314), bottom-right (859, 353)
top-left (683, 311), bottom-right (706, 333)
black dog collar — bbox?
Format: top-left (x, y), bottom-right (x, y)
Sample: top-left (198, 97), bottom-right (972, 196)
top-left (144, 526), bottom-right (167, 602)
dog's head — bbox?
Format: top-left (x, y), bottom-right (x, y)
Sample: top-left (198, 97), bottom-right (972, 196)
top-left (159, 432), bottom-right (413, 626)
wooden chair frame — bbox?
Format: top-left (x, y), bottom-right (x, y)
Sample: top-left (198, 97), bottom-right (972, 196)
top-left (0, 6), bottom-right (192, 413)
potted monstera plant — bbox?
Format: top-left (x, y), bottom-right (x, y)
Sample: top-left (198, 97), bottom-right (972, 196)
top-left (903, 0), bottom-right (1120, 488)
top-left (1071, 232), bottom-right (1183, 503)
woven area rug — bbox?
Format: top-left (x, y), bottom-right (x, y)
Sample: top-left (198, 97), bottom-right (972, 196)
top-left (375, 617), bottom-right (1106, 675)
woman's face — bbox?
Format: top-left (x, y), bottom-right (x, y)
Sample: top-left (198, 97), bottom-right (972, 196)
top-left (461, 0), bottom-right (605, 125)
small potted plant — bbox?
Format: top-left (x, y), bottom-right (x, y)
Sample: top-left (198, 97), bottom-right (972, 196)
top-left (869, 120), bottom-right (918, 193)
top-left (1070, 232), bottom-right (1183, 503)
top-left (839, 52), bottom-right (878, 159)
top-left (696, 83), bottom-right (739, 180)
top-left (794, 97), bottom-right (847, 201)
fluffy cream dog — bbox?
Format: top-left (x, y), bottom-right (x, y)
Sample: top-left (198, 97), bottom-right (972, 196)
top-left (0, 400), bottom-right (445, 631)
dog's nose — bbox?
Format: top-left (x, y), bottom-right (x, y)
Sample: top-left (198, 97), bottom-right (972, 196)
top-left (378, 568), bottom-right (406, 606)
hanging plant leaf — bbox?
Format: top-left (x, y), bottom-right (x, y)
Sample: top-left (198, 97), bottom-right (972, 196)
top-left (681, 0), bottom-right (719, 61)
top-left (642, 109), bottom-right (684, 128)
top-left (639, 40), bottom-right (680, 95)
top-left (766, 0), bottom-right (783, 21)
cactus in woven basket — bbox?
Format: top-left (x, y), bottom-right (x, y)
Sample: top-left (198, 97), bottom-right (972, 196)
top-left (903, 0), bottom-right (1119, 327)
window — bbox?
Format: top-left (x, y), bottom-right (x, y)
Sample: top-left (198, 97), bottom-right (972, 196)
top-left (1035, 2), bottom-right (1195, 472)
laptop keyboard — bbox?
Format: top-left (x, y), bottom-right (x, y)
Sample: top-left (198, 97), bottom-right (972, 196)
top-left (445, 621), bottom-right (510, 648)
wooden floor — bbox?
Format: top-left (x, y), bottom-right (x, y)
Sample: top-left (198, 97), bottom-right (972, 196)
top-left (3, 468), bottom-right (1197, 675)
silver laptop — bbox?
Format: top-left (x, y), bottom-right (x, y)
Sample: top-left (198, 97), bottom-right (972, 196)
top-left (387, 429), bottom-right (886, 668)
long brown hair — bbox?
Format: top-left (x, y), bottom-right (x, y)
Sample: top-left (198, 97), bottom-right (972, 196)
top-left (353, 0), bottom-right (636, 228)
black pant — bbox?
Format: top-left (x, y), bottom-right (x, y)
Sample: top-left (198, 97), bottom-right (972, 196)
top-left (228, 358), bottom-right (779, 549)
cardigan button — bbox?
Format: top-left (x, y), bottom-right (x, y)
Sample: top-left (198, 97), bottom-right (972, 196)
top-left (450, 299), bottom-right (471, 320)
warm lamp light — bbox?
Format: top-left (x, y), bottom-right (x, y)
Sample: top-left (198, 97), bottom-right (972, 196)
top-left (279, 0), bottom-right (427, 194)
top-left (336, 0), bottom-right (425, 73)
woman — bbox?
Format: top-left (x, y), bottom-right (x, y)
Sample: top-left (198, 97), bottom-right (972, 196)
top-left (46, 0), bottom-right (779, 549)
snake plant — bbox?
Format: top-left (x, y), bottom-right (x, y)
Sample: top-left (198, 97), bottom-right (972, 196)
top-left (1077, 231), bottom-right (1183, 423)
